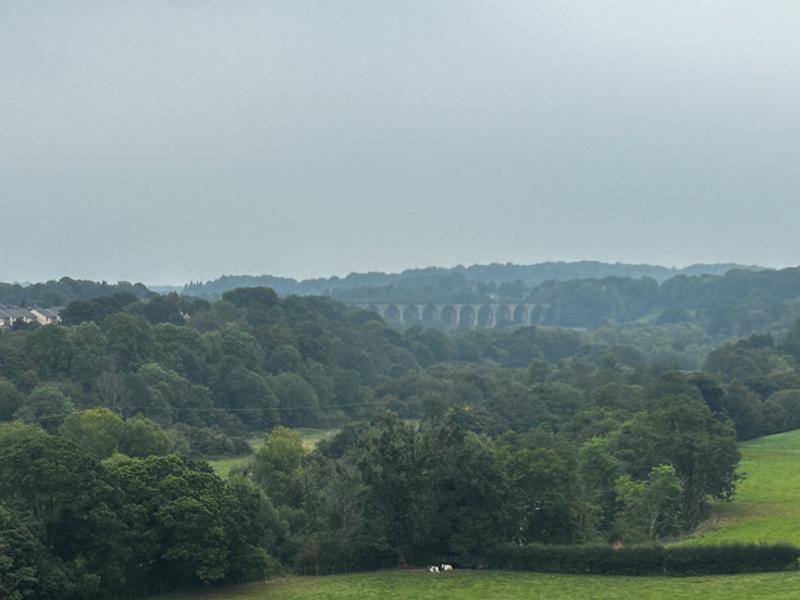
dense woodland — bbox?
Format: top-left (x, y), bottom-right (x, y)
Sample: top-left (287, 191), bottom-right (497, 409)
top-left (4, 279), bottom-right (800, 598)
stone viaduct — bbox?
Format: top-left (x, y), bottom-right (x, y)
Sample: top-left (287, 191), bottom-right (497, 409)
top-left (353, 303), bottom-right (545, 329)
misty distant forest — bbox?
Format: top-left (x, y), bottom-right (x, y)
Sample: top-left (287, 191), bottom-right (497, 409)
top-left (3, 262), bottom-right (800, 597)
top-left (5, 0), bottom-right (800, 597)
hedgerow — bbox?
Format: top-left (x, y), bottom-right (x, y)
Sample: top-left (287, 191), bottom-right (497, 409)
top-left (486, 543), bottom-right (800, 575)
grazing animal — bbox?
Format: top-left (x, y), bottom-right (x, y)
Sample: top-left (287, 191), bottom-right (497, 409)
top-left (441, 563), bottom-right (453, 572)
top-left (428, 565), bottom-right (440, 573)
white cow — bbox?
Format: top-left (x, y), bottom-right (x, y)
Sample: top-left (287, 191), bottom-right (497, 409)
top-left (441, 563), bottom-right (453, 572)
top-left (428, 565), bottom-right (440, 574)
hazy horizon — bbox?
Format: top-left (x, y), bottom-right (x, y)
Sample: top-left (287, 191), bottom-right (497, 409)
top-left (1, 258), bottom-right (782, 289)
top-left (2, 2), bottom-right (799, 283)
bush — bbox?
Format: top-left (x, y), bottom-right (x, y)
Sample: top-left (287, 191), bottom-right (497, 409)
top-left (486, 543), bottom-right (799, 575)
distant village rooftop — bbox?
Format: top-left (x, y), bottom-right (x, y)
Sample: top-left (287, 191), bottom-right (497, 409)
top-left (0, 304), bottom-right (61, 328)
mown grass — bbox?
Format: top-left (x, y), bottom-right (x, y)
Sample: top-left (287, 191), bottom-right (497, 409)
top-left (208, 428), bottom-right (337, 478)
top-left (160, 569), bottom-right (800, 599)
top-left (683, 428), bottom-right (800, 546)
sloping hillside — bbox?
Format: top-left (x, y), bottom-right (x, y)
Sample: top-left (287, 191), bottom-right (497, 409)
top-left (686, 429), bottom-right (800, 545)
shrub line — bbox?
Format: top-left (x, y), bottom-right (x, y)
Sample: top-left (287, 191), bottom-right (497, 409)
top-left (485, 543), bottom-right (800, 576)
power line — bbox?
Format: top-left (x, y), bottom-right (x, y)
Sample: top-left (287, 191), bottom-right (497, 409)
top-left (108, 400), bottom-right (380, 412)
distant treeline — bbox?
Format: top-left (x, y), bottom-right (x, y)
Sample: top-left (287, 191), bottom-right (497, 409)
top-left (528, 267), bottom-right (800, 333)
top-left (0, 277), bottom-right (152, 308)
top-left (181, 261), bottom-right (758, 301)
top-left (10, 264), bottom-right (798, 343)
top-left (322, 267), bottom-right (800, 339)
top-left (177, 264), bottom-right (800, 341)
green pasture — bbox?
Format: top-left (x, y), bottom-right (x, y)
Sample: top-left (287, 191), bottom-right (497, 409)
top-left (160, 569), bottom-right (800, 600)
top-left (684, 428), bottom-right (800, 546)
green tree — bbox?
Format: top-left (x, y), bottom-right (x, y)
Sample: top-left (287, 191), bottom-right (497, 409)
top-left (103, 313), bottom-right (155, 371)
top-left (68, 322), bottom-right (109, 388)
top-left (106, 453), bottom-right (238, 590)
top-left (499, 444), bottom-right (577, 544)
top-left (415, 425), bottom-right (510, 554)
top-left (60, 292), bottom-right (139, 325)
top-left (0, 503), bottom-right (68, 600)
top-left (615, 464), bottom-right (684, 541)
top-left (14, 385), bottom-right (74, 433)
top-left (226, 366), bottom-right (279, 429)
top-left (0, 379), bottom-right (23, 422)
top-left (0, 434), bottom-right (127, 595)
top-left (0, 421), bottom-right (46, 452)
top-left (298, 459), bottom-right (375, 572)
top-left (129, 363), bottom-right (215, 427)
top-left (764, 389), bottom-right (800, 433)
top-left (59, 407), bottom-right (125, 458)
top-left (23, 325), bottom-right (75, 379)
top-left (346, 414), bottom-right (420, 563)
top-left (779, 319), bottom-right (800, 360)
top-left (119, 415), bottom-right (173, 457)
top-left (271, 373), bottom-right (320, 427)
top-left (614, 395), bottom-right (740, 528)
top-left (267, 344), bottom-right (302, 374)
top-left (225, 476), bottom-right (285, 581)
top-left (222, 287), bottom-right (279, 312)
top-left (130, 293), bottom-right (184, 325)
top-left (577, 436), bottom-right (624, 534)
top-left (152, 323), bottom-right (209, 383)
top-left (252, 426), bottom-right (308, 507)
top-left (723, 383), bottom-right (766, 440)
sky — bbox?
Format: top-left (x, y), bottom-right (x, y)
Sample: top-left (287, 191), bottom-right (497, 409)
top-left (1, 1), bottom-right (799, 285)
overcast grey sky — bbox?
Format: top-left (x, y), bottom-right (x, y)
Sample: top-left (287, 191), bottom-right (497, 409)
top-left (1, 1), bottom-right (799, 284)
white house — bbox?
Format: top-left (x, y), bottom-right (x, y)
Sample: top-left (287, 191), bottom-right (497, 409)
top-left (30, 306), bottom-right (62, 325)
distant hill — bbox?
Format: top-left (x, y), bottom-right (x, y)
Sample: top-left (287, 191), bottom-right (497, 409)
top-left (182, 261), bottom-right (763, 300)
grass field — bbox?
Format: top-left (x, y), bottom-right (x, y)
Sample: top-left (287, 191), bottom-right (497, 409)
top-left (208, 428), bottom-right (337, 478)
top-left (189, 428), bottom-right (800, 599)
top-left (160, 569), bottom-right (800, 599)
top-left (683, 428), bottom-right (800, 546)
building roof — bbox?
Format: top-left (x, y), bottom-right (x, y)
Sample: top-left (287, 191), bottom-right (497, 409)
top-left (0, 304), bottom-right (35, 319)
top-left (32, 305), bottom-right (61, 318)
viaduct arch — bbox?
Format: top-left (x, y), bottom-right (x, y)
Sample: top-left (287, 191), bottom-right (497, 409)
top-left (357, 303), bottom-right (546, 329)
